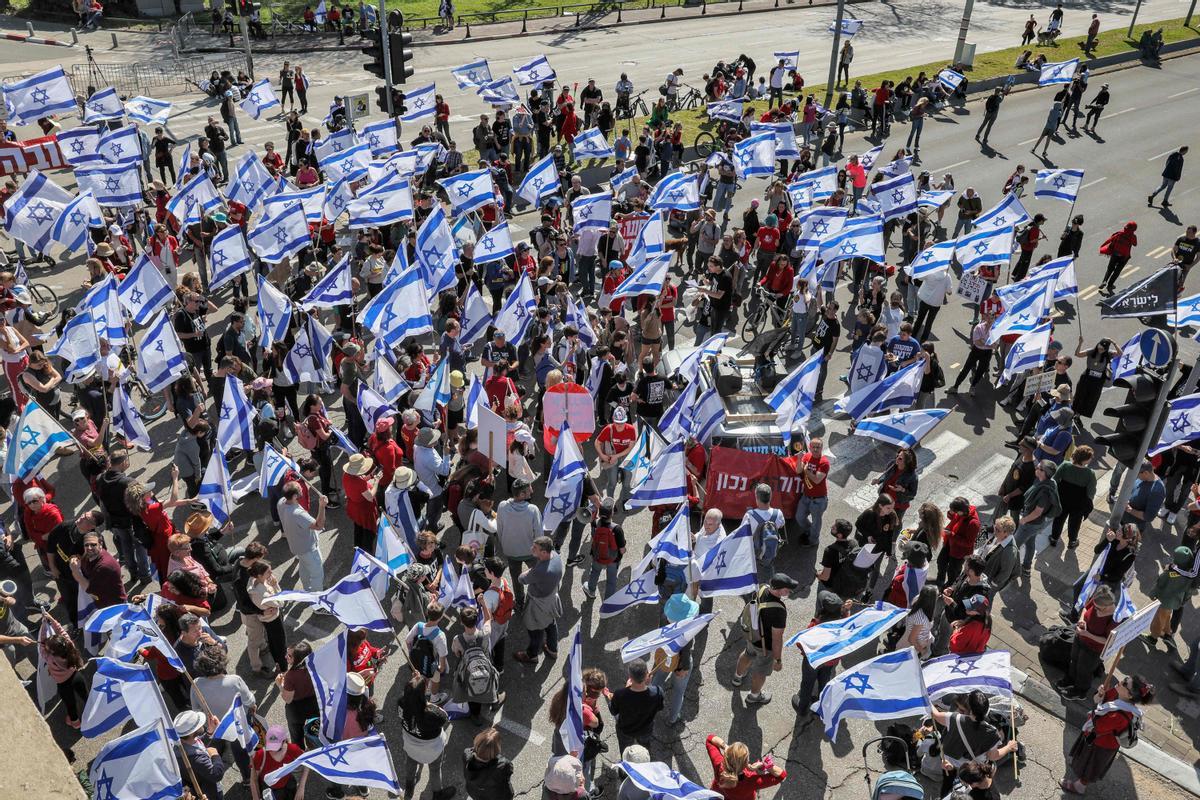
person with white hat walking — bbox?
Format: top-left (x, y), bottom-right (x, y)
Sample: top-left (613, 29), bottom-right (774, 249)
top-left (176, 708), bottom-right (228, 800)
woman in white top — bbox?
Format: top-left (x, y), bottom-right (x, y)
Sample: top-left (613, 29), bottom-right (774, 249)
top-left (0, 316), bottom-right (32, 407)
top-left (880, 291), bottom-right (906, 340)
top-left (902, 584), bottom-right (938, 660)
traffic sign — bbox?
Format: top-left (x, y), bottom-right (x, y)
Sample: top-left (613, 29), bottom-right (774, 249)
top-left (1139, 329), bottom-right (1172, 368)
top-left (346, 93), bottom-right (370, 123)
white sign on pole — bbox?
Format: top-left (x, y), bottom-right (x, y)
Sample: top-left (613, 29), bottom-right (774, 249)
top-left (957, 273), bottom-right (988, 303)
top-left (1023, 370), bottom-right (1057, 397)
top-left (476, 399), bottom-right (509, 469)
top-left (1101, 600), bottom-right (1161, 661)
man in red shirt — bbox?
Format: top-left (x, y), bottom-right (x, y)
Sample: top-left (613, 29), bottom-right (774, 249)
top-left (753, 215), bottom-right (781, 282)
top-left (1011, 213), bottom-right (1046, 281)
top-left (596, 407), bottom-right (637, 503)
top-left (484, 360), bottom-right (520, 411)
top-left (794, 437), bottom-right (830, 546)
top-left (71, 531), bottom-right (127, 608)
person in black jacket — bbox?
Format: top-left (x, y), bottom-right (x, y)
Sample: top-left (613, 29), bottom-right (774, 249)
top-left (98, 448), bottom-right (151, 582)
top-left (463, 727), bottom-right (515, 800)
top-left (1058, 215), bottom-right (1084, 259)
top-left (1082, 84), bottom-right (1109, 132)
top-left (1149, 145), bottom-right (1188, 208)
top-left (183, 505), bottom-right (242, 616)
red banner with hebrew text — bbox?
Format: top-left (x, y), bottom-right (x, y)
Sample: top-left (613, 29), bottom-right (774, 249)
top-left (704, 445), bottom-right (803, 519)
top-left (0, 136), bottom-right (67, 177)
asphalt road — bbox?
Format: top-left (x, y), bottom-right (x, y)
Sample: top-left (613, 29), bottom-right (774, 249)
top-left (4, 19), bottom-right (1200, 800)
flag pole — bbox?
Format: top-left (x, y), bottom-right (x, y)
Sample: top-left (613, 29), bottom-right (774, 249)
top-left (1010, 700), bottom-right (1020, 780)
top-left (175, 738), bottom-right (210, 800)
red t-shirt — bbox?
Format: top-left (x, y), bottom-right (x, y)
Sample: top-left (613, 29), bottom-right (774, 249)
top-left (1086, 687), bottom-right (1133, 750)
top-left (597, 423), bottom-right (637, 458)
top-left (799, 453), bottom-right (830, 498)
top-left (948, 618), bottom-right (991, 655)
top-left (23, 502), bottom-right (62, 550)
top-left (706, 734), bottom-right (787, 800)
top-left (659, 283), bottom-right (677, 323)
top-left (371, 439), bottom-right (405, 488)
top-left (760, 261), bottom-right (793, 295)
top-left (142, 499), bottom-right (175, 580)
top-left (342, 473), bottom-right (379, 530)
top-left (253, 743), bottom-right (303, 789)
top-left (399, 425), bottom-right (419, 463)
top-left (756, 226), bottom-right (780, 254)
top-left (1078, 600), bottom-right (1118, 654)
top-left (348, 639), bottom-right (384, 681)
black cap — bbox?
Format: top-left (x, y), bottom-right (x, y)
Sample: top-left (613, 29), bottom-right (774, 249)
top-left (770, 573), bottom-right (800, 591)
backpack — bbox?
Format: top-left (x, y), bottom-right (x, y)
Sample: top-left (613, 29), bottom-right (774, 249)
top-left (1037, 624), bottom-right (1075, 671)
top-left (592, 522), bottom-right (619, 566)
top-left (756, 521), bottom-right (782, 566)
top-left (491, 580), bottom-right (515, 625)
top-left (656, 560), bottom-right (688, 591)
top-left (409, 622), bottom-right (440, 678)
top-left (457, 633), bottom-right (499, 701)
top-left (738, 587), bottom-right (785, 640)
top-left (826, 542), bottom-right (871, 601)
top-left (294, 415), bottom-right (319, 450)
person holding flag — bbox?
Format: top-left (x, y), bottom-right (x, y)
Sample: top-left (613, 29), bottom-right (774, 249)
top-left (250, 724), bottom-right (308, 800)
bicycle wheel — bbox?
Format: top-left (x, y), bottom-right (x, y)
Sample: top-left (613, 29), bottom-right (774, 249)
top-left (693, 131), bottom-right (717, 159)
top-left (131, 378), bottom-right (168, 421)
top-left (740, 304), bottom-right (764, 340)
top-left (27, 282), bottom-right (59, 319)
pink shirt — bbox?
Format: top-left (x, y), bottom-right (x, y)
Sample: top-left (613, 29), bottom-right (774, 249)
top-left (848, 163), bottom-right (867, 189)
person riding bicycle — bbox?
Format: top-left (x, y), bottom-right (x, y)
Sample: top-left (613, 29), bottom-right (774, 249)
top-left (615, 73), bottom-right (634, 117)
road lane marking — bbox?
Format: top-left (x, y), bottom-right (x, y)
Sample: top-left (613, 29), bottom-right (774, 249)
top-left (1080, 177), bottom-right (1107, 190)
top-left (497, 717), bottom-right (547, 746)
top-left (1106, 107), bottom-right (1137, 119)
top-left (844, 431), bottom-right (970, 508)
top-left (1148, 147), bottom-right (1177, 161)
top-left (930, 159), bottom-right (971, 173)
top-left (1168, 88), bottom-right (1199, 98)
top-left (926, 452), bottom-right (1013, 511)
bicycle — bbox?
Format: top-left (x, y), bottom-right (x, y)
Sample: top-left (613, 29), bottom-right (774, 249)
top-left (26, 281), bottom-right (59, 319)
top-left (741, 284), bottom-right (789, 341)
top-left (616, 90), bottom-right (650, 120)
top-left (677, 85), bottom-right (704, 111)
top-left (119, 346), bottom-right (168, 422)
top-left (693, 119), bottom-right (744, 159)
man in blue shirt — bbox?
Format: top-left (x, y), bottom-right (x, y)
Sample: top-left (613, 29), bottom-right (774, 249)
top-left (1034, 408), bottom-right (1074, 464)
top-left (885, 322), bottom-right (923, 371)
top-left (1124, 460), bottom-right (1166, 532)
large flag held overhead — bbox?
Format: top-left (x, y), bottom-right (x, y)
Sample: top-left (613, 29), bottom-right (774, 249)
top-left (265, 734), bottom-right (400, 794)
top-left (1039, 57), bottom-right (1080, 86)
top-left (598, 556), bottom-right (660, 618)
top-left (698, 522), bottom-right (757, 598)
top-left (1000, 319), bottom-right (1053, 382)
top-left (361, 118), bottom-right (399, 157)
top-left (974, 193), bottom-right (1029, 230)
top-left (493, 272), bottom-right (538, 345)
top-left (452, 58), bottom-right (492, 89)
top-left (1150, 392), bottom-right (1200, 456)
top-left (217, 374), bottom-right (257, 453)
top-left (923, 651), bottom-right (1013, 703)
top-left (257, 275), bottom-right (293, 350)
top-left (612, 253), bottom-right (670, 300)
top-left (51, 189), bottom-right (103, 253)
top-left (816, 647), bottom-right (927, 739)
top-left (259, 443), bottom-right (300, 497)
top-left (358, 268), bottom-right (434, 347)
top-left (248, 201), bottom-right (311, 263)
top-left (769, 351), bottom-right (824, 448)
top-left (308, 630), bottom-right (349, 745)
top-left (415, 205), bottom-right (460, 297)
top-left (621, 613), bottom-right (716, 663)
top-left (906, 240), bottom-right (957, 279)
top-left (513, 54), bottom-right (557, 85)
top-left (228, 151), bottom-right (281, 212)
top-left (732, 131), bottom-right (777, 179)
top-left (820, 215), bottom-right (885, 265)
top-left (83, 86), bottom-right (125, 123)
top-left (853, 408), bottom-right (950, 450)
top-left (955, 225), bottom-right (1014, 273)
top-left (198, 448), bottom-right (236, 526)
top-left (795, 206), bottom-right (848, 250)
top-left (987, 282), bottom-right (1053, 344)
top-left (4, 169), bottom-right (71, 252)
top-left (400, 83), bottom-right (437, 122)
top-left (137, 310), bottom-right (189, 392)
top-left (786, 602), bottom-right (908, 669)
top-left (628, 439), bottom-right (688, 508)
top-left (516, 154), bottom-right (560, 207)
top-left (873, 171), bottom-right (918, 220)
top-left (349, 177), bottom-right (414, 228)
top-left (542, 420), bottom-right (587, 532)
top-left (210, 224), bottom-right (255, 292)
top-left (125, 95), bottom-right (172, 124)
top-left (80, 657), bottom-right (175, 739)
top-left (573, 128), bottom-right (615, 160)
top-left (269, 573), bottom-right (391, 631)
top-left (473, 219), bottom-right (517, 265)
top-left (300, 254), bottom-right (355, 310)
top-left (439, 169), bottom-right (496, 216)
top-left (87, 721), bottom-right (183, 800)
top-left (239, 77), bottom-right (282, 119)
top-left (647, 171), bottom-right (701, 212)
top-left (112, 383), bottom-right (152, 451)
top-left (834, 360), bottom-right (923, 421)
top-left (74, 162), bottom-right (144, 207)
top-left (2, 66), bottom-right (77, 124)
top-left (1035, 168), bottom-right (1084, 203)
top-left (375, 514), bottom-right (415, 575)
top-left (4, 400), bottom-right (72, 480)
top-left (571, 191), bottom-right (612, 232)
top-left (117, 254), bottom-right (173, 325)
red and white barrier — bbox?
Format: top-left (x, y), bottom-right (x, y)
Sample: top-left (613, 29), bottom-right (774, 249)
top-left (1, 32), bottom-right (76, 47)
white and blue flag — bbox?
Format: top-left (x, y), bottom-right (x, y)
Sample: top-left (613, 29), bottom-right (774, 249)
top-left (732, 131), bottom-right (776, 179)
top-left (750, 120), bottom-right (800, 158)
top-left (51, 190), bottom-right (104, 253)
top-left (513, 54), bottom-right (557, 86)
top-left (619, 761), bottom-right (721, 800)
top-left (136, 310), bottom-right (189, 392)
top-left (83, 86), bottom-right (125, 123)
top-left (112, 383), bottom-right (152, 451)
top-left (573, 127), bottom-right (615, 160)
top-left (257, 275), bottom-right (292, 350)
top-left (271, 574), bottom-right (391, 631)
top-left (358, 268), bottom-right (434, 347)
top-left (659, 382), bottom-right (698, 443)
top-left (626, 211), bottom-right (665, 269)
top-left (349, 176), bottom-right (414, 228)
top-left (611, 164), bottom-right (639, 193)
top-left (452, 58), bottom-right (492, 89)
top-left (400, 83), bottom-right (437, 122)
top-left (239, 78), bottom-right (281, 119)
top-left (612, 252), bottom-right (670, 300)
top-left (673, 332), bottom-right (729, 384)
top-left (265, 734), bottom-right (400, 794)
top-left (923, 651), bottom-right (1013, 703)
top-left (477, 76), bottom-right (522, 107)
top-left (415, 205), bottom-right (459, 297)
top-left (209, 225), bottom-right (254, 292)
top-left (1039, 57), bottom-right (1080, 86)
top-left (906, 240), bottom-right (956, 279)
top-left (4, 400), bottom-right (72, 480)
top-left (854, 408), bottom-right (950, 450)
top-left (3, 169), bottom-right (70, 252)
top-left (648, 171), bottom-right (701, 212)
top-left (879, 156), bottom-right (915, 178)
top-left (301, 254), bottom-right (354, 310)
top-left (787, 601), bottom-right (908, 668)
top-left (320, 143), bottom-right (373, 184)
top-left (1024, 254), bottom-right (1078, 300)
top-left (699, 522), bottom-right (756, 598)
top-left (936, 68), bottom-right (966, 93)
top-left (361, 118), bottom-right (399, 157)
top-left (80, 658), bottom-right (174, 739)
top-left (858, 144), bottom-right (886, 172)
top-left (376, 514), bottom-right (415, 575)
top-left (515, 154), bottom-right (560, 207)
top-left (707, 99), bottom-right (744, 122)
top-left (322, 177), bottom-right (355, 223)
top-left (599, 555), bottom-right (660, 618)
top-left (1150, 392), bottom-right (1200, 456)
top-left (819, 214), bottom-right (885, 265)
top-left (460, 284), bottom-right (493, 347)
top-left (88, 720), bottom-right (183, 800)
top-left (83, 274), bottom-right (126, 345)
top-left (795, 206), bottom-right (848, 249)
top-left (975, 193), bottom-right (1030, 230)
top-left (987, 281), bottom-right (1053, 344)
top-left (258, 443), bottom-right (300, 497)
top-left (117, 254), bottom-right (173, 325)
top-left (217, 374), bottom-right (257, 453)
top-left (543, 421), bottom-right (588, 533)
top-left (437, 558), bottom-right (476, 610)
top-left (691, 387), bottom-right (725, 445)
top-left (835, 360), bottom-right (923, 421)
top-left (787, 180), bottom-right (813, 211)
top-left (440, 168), bottom-right (497, 215)
top-left (248, 201), bottom-right (310, 263)
top-left (873, 171), bottom-right (918, 220)
top-left (829, 17), bottom-right (864, 36)
top-left (98, 125), bottom-right (142, 164)
top-left (284, 315), bottom-right (336, 386)
top-left (621, 613), bottom-right (716, 663)
top-left (770, 351), bottom-right (824, 448)
top-left (773, 50), bottom-right (800, 69)
top-left (560, 622), bottom-right (585, 758)
top-left (2, 66), bottom-right (76, 124)
top-left (228, 152), bottom-right (279, 212)
top-left (494, 272), bottom-right (537, 345)
top-left (1035, 168), bottom-right (1084, 203)
top-left (629, 439), bottom-right (688, 508)
top-left (198, 448), bottom-right (236, 526)
top-left (1074, 544), bottom-right (1138, 621)
top-left (1000, 319), bottom-right (1052, 382)
top-left (308, 630), bottom-right (348, 745)
top-left (955, 225), bottom-right (1014, 273)
top-left (816, 647), bottom-right (927, 739)
top-left (918, 189), bottom-right (956, 209)
top-left (214, 695), bottom-right (260, 751)
top-left (474, 219), bottom-right (516, 266)
top-left (124, 95), bottom-right (172, 125)
top-left (56, 126), bottom-right (103, 166)
top-left (264, 184), bottom-right (324, 222)
top-left (75, 162), bottom-right (143, 206)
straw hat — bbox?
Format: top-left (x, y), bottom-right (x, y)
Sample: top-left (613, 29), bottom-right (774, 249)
top-left (344, 453), bottom-right (375, 476)
top-left (184, 510), bottom-right (215, 537)
top-left (391, 466), bottom-right (417, 490)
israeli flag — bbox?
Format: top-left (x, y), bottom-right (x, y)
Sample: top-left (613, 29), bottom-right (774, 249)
top-left (136, 310), bottom-right (188, 392)
top-left (1026, 254), bottom-right (1078, 300)
top-left (259, 443), bottom-right (300, 497)
top-left (358, 268), bottom-right (434, 347)
top-left (1034, 168), bottom-right (1084, 203)
top-left (918, 189), bottom-right (956, 209)
top-left (691, 387), bottom-right (725, 445)
top-left (51, 190), bottom-right (103, 253)
top-left (819, 214), bottom-right (885, 266)
top-left (3, 399), bottom-right (70, 479)
top-left (513, 54), bottom-right (557, 86)
top-left (923, 651), bottom-right (1013, 703)
top-left (1000, 319), bottom-right (1052, 382)
top-left (216, 375), bottom-right (257, 454)
top-left (307, 630), bottom-right (348, 745)
top-left (770, 351), bottom-right (824, 448)
top-left (795, 207), bottom-right (848, 251)
top-left (620, 425), bottom-right (661, 490)
top-left (574, 127), bottom-right (615, 160)
top-left (707, 99), bottom-right (744, 122)
top-left (627, 211), bottom-right (665, 269)
top-left (56, 126), bottom-right (103, 166)
top-left (256, 275), bottom-right (292, 350)
top-left (975, 192), bottom-right (1030, 230)
top-left (376, 514), bottom-right (415, 575)
top-left (285, 315), bottom-right (336, 385)
top-left (731, 131), bottom-right (776, 180)
top-left (786, 601), bottom-right (908, 669)
top-left (773, 50), bottom-right (800, 69)
top-left (239, 77), bottom-right (281, 120)
top-left (786, 180), bottom-right (813, 212)
top-left (854, 408), bottom-right (950, 450)
top-left (460, 284), bottom-right (493, 347)
top-left (619, 761), bottom-right (720, 800)
top-left (167, 169), bottom-right (222, 225)
top-left (699, 522), bottom-right (756, 598)
top-left (474, 219), bottom-right (517, 266)
top-left (111, 382), bottom-right (152, 451)
top-left (320, 142), bottom-right (372, 184)
top-left (350, 176), bottom-right (415, 229)
top-left (2, 66), bottom-right (76, 124)
top-left (1039, 57), bottom-right (1080, 86)
top-left (173, 142), bottom-right (192, 190)
top-left (351, 547), bottom-right (391, 602)
top-left (314, 127), bottom-right (357, 162)
top-left (437, 558), bottom-right (477, 610)
top-left (629, 439), bottom-right (688, 508)
top-left (986, 281), bottom-right (1052, 344)
top-left (651, 505), bottom-right (694, 566)
top-left (568, 296), bottom-right (598, 348)
top-left (83, 86), bottom-right (125, 123)
top-left (835, 360), bottom-right (923, 421)
top-left (214, 695), bottom-right (260, 751)
top-left (648, 170), bottom-right (701, 212)
top-left (905, 240), bottom-right (956, 279)
top-left (802, 165), bottom-right (840, 200)
top-left (249, 201), bottom-right (310, 264)
top-left (1171, 291), bottom-right (1200, 328)
top-left (937, 68), bottom-right (966, 93)
top-left (124, 95), bottom-right (172, 125)
top-left (3, 169), bottom-right (70, 252)
top-left (265, 734), bottom-right (400, 794)
top-left (1149, 392), bottom-right (1200, 456)
top-left (114, 254), bottom-right (171, 325)
top-left (493, 271), bottom-right (537, 346)
top-left (80, 658), bottom-right (175, 739)
top-left (613, 253), bottom-right (670, 300)
top-left (81, 276), bottom-right (122, 348)
top-left (543, 421), bottom-right (587, 532)
top-left (415, 205), bottom-right (459, 297)
top-left (198, 448), bottom-right (236, 526)
top-left (515, 154), bottom-right (561, 207)
top-left (228, 152), bottom-right (279, 212)
top-left (673, 332), bottom-right (729, 384)
top-left (299, 254), bottom-right (354, 310)
top-left (659, 382), bottom-right (698, 443)
top-left (621, 613), bottom-right (715, 666)
top-left (873, 171), bottom-right (918, 220)
top-left (555, 622), bottom-right (586, 757)
top-left (611, 164), bottom-right (639, 193)
top-left (440, 168), bottom-right (497, 216)
top-left (1074, 544), bottom-right (1138, 621)
top-left (355, 117), bottom-right (396, 157)
top-left (262, 186), bottom-right (325, 222)
top-left (829, 17), bottom-right (864, 36)
top-left (749, 120), bottom-right (800, 159)
top-left (452, 58), bottom-right (493, 89)
top-left (477, 75), bottom-right (522, 107)
top-left (330, 425), bottom-right (360, 456)
top-left (204, 225), bottom-right (252, 293)
top-left (878, 156), bottom-right (915, 179)
top-left (400, 83), bottom-right (437, 122)
top-left (816, 647), bottom-right (926, 739)
top-left (88, 720), bottom-right (183, 800)
top-left (270, 573), bottom-right (391, 631)
top-left (955, 225), bottom-right (1014, 273)
top-left (598, 550), bottom-right (661, 616)
top-left (74, 162), bottom-right (143, 206)
top-left (99, 125), bottom-right (143, 164)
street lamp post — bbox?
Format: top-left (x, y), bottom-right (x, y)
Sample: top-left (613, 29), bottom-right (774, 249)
top-left (1128, 0), bottom-right (1145, 38)
top-left (823, 0), bottom-right (846, 111)
top-left (954, 0), bottom-right (975, 65)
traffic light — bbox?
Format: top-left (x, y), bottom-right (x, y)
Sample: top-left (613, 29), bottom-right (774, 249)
top-left (362, 29), bottom-right (386, 80)
top-left (388, 30), bottom-right (414, 85)
top-left (393, 89), bottom-right (407, 116)
top-left (1097, 373), bottom-right (1163, 467)
top-left (372, 87), bottom-right (407, 117)
top-left (374, 86), bottom-right (389, 113)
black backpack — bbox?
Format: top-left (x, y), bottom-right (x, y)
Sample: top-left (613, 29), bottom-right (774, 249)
top-left (1037, 624), bottom-right (1075, 672)
top-left (410, 623), bottom-right (440, 678)
top-left (826, 543), bottom-right (870, 600)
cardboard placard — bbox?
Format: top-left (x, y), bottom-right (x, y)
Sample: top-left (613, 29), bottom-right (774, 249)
top-left (1101, 600), bottom-right (1161, 661)
top-left (957, 272), bottom-right (988, 303)
top-left (1023, 369), bottom-right (1057, 397)
top-left (476, 399), bottom-right (509, 469)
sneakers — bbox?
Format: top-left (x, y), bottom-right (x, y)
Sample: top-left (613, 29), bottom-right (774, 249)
top-left (1140, 633), bottom-right (1158, 648)
top-left (790, 694), bottom-right (809, 714)
top-left (1167, 512), bottom-right (1178, 525)
top-left (429, 692), bottom-right (449, 706)
top-left (582, 585), bottom-right (597, 599)
top-left (730, 672), bottom-right (745, 688)
top-left (746, 691), bottom-right (772, 706)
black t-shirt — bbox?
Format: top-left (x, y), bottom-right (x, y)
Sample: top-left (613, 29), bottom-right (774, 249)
top-left (710, 270), bottom-right (734, 314)
top-left (174, 309), bottom-right (209, 353)
top-left (46, 522), bottom-right (84, 577)
top-left (580, 86), bottom-right (603, 105)
top-left (812, 315), bottom-right (842, 356)
top-left (1176, 235), bottom-right (1200, 266)
top-left (752, 585), bottom-right (787, 647)
top-left (634, 374), bottom-right (668, 420)
top-left (820, 539), bottom-right (853, 574)
top-left (609, 685), bottom-right (664, 736)
top-left (855, 509), bottom-right (900, 553)
top-left (999, 457), bottom-right (1036, 502)
top-left (605, 381), bottom-right (633, 418)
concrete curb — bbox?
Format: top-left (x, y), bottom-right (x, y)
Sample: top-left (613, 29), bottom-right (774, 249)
top-left (180, 0), bottom-right (872, 54)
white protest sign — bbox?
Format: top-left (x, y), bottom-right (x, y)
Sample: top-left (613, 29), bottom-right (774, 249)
top-left (1101, 600), bottom-right (1161, 661)
top-left (476, 399), bottom-right (509, 468)
top-left (957, 272), bottom-right (988, 303)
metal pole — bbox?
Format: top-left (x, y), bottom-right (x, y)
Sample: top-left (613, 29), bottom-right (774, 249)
top-left (1128, 0), bottom-right (1144, 38)
top-left (379, 0), bottom-right (394, 117)
top-left (953, 0), bottom-right (975, 65)
top-left (237, 13), bottom-right (254, 79)
top-left (1188, 0), bottom-right (1197, 28)
top-left (823, 0), bottom-right (846, 111)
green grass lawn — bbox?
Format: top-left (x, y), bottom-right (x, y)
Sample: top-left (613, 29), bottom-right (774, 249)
top-left (260, 0), bottom-right (670, 25)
